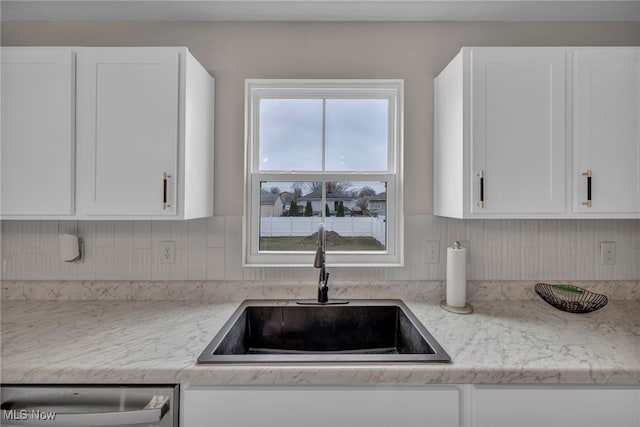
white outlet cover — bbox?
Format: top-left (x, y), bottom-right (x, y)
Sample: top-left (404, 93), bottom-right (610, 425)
top-left (600, 241), bottom-right (616, 265)
top-left (160, 241), bottom-right (176, 264)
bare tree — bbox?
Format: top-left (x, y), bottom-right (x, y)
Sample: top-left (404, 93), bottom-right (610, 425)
top-left (292, 182), bottom-right (304, 200)
top-left (358, 186), bottom-right (376, 198)
top-left (306, 182), bottom-right (322, 193)
top-left (355, 186), bottom-right (376, 215)
top-left (306, 182), bottom-right (352, 194)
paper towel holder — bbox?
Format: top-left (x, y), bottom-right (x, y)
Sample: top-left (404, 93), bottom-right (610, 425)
top-left (59, 234), bottom-right (82, 262)
top-left (440, 240), bottom-right (473, 314)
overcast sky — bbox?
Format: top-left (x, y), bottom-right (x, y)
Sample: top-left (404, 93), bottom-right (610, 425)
top-left (259, 98), bottom-right (388, 172)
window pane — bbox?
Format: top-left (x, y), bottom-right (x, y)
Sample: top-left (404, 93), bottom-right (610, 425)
top-left (259, 99), bottom-right (323, 171)
top-left (259, 181), bottom-right (319, 252)
top-left (259, 181), bottom-right (386, 252)
top-left (325, 99), bottom-right (389, 171)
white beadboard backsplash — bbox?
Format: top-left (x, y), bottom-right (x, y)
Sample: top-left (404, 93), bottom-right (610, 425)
top-left (1, 216), bottom-right (639, 281)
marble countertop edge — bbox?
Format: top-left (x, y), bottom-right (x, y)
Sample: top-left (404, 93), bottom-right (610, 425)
top-left (4, 364), bottom-right (638, 386)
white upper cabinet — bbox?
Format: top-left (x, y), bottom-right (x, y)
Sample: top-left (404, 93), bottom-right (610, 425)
top-left (1, 47), bottom-right (77, 218)
top-left (435, 47), bottom-right (566, 218)
top-left (573, 48), bottom-right (640, 215)
top-left (1, 46), bottom-right (214, 220)
top-left (435, 46), bottom-right (640, 219)
top-left (77, 47), bottom-right (214, 219)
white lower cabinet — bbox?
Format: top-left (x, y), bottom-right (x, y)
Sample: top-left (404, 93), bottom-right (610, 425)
top-left (183, 385), bottom-right (460, 427)
top-left (472, 385), bottom-right (640, 427)
top-left (183, 384), bottom-right (640, 427)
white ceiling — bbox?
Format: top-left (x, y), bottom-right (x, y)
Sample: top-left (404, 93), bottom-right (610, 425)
top-left (1, 0), bottom-right (639, 22)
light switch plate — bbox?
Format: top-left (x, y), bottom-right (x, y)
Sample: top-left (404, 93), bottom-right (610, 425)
top-left (425, 241), bottom-right (440, 264)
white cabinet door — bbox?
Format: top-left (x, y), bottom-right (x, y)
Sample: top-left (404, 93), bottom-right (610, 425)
top-left (473, 385), bottom-right (640, 427)
top-left (183, 385), bottom-right (460, 427)
top-left (573, 48), bottom-right (640, 215)
top-left (434, 47), bottom-right (567, 218)
top-left (470, 48), bottom-right (566, 215)
top-left (1, 47), bottom-right (76, 217)
top-left (78, 48), bottom-right (180, 217)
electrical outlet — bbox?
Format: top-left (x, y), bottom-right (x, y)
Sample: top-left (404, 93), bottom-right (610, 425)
top-left (600, 241), bottom-right (616, 265)
top-left (159, 241), bottom-right (175, 264)
top-left (425, 241), bottom-right (440, 264)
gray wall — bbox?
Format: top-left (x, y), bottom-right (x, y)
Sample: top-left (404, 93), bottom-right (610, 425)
top-left (2, 21), bottom-right (639, 282)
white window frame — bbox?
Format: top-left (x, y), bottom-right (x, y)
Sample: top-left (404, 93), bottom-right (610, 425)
top-left (243, 79), bottom-right (404, 267)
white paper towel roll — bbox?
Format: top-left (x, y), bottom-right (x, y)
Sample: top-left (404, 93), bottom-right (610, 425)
top-left (446, 242), bottom-right (467, 308)
top-left (59, 234), bottom-right (80, 262)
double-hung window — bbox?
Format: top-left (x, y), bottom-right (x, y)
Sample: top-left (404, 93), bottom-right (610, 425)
top-left (244, 80), bottom-right (403, 266)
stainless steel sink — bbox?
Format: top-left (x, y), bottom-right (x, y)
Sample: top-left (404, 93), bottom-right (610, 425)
top-left (197, 299), bottom-right (450, 363)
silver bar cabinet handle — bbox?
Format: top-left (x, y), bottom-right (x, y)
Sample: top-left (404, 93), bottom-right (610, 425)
top-left (0, 395), bottom-right (169, 426)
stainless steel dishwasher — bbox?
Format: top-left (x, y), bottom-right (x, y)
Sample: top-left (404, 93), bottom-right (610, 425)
top-left (1, 385), bottom-right (178, 426)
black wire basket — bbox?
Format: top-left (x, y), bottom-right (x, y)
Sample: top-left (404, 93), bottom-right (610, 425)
top-left (535, 283), bottom-right (608, 314)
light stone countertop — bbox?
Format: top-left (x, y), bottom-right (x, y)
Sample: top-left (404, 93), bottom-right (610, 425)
top-left (1, 282), bottom-right (639, 385)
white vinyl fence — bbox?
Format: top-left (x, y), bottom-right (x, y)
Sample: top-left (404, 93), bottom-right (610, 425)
top-left (260, 217), bottom-right (386, 245)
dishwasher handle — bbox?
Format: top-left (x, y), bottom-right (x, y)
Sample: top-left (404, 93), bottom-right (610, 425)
top-left (1, 395), bottom-right (169, 427)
